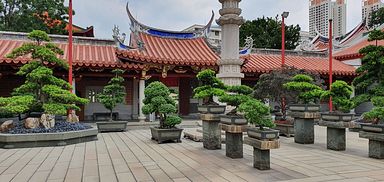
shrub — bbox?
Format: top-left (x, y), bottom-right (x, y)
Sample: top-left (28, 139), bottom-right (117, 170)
top-left (219, 85), bottom-right (253, 115)
top-left (238, 99), bottom-right (275, 130)
top-left (193, 69), bottom-right (226, 105)
top-left (142, 82), bottom-right (181, 128)
top-left (321, 80), bottom-right (354, 113)
top-left (284, 74), bottom-right (324, 104)
top-left (98, 69), bottom-right (126, 121)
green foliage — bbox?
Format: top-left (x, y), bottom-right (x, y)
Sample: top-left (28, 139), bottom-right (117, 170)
top-left (284, 74), bottom-right (324, 104)
top-left (238, 99), bottom-right (275, 129)
top-left (354, 29), bottom-right (384, 123)
top-left (240, 16), bottom-right (301, 49)
top-left (142, 82), bottom-right (181, 128)
top-left (219, 85), bottom-right (253, 115)
top-left (193, 69), bottom-right (226, 105)
top-left (369, 7), bottom-right (384, 28)
top-left (0, 0), bottom-right (70, 35)
top-left (321, 81), bottom-right (354, 113)
top-left (0, 30), bottom-right (88, 116)
top-left (98, 69), bottom-right (126, 121)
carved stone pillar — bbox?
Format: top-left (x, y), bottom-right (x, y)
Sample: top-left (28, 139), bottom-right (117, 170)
top-left (138, 78), bottom-right (146, 122)
top-left (216, 0), bottom-right (245, 86)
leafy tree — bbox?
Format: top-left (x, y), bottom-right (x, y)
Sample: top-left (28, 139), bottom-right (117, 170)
top-left (0, 0), bottom-right (69, 34)
top-left (254, 66), bottom-right (324, 119)
top-left (1, 30), bottom-right (88, 117)
top-left (353, 29), bottom-right (384, 124)
top-left (369, 7), bottom-right (384, 28)
top-left (238, 99), bottom-right (274, 130)
top-left (142, 81), bottom-right (182, 129)
top-left (284, 74), bottom-right (324, 104)
top-left (193, 69), bottom-right (226, 105)
top-left (240, 16), bottom-right (301, 49)
top-left (98, 69), bottom-right (126, 121)
top-left (321, 80), bottom-right (354, 113)
top-left (219, 85), bottom-right (253, 115)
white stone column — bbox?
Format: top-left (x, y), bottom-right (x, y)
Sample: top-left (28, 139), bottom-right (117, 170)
top-left (72, 78), bottom-right (76, 94)
top-left (216, 0), bottom-right (245, 86)
top-left (138, 78), bottom-right (146, 122)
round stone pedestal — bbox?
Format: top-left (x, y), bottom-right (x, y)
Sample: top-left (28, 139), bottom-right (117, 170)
top-left (220, 124), bottom-right (247, 159)
top-left (201, 114), bottom-right (221, 150)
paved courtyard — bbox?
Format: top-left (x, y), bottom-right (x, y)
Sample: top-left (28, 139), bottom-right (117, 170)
top-left (0, 126), bottom-right (383, 182)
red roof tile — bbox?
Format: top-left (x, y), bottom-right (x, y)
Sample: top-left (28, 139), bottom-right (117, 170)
top-left (0, 39), bottom-right (142, 69)
top-left (334, 39), bottom-right (384, 61)
top-left (242, 54), bottom-right (356, 76)
top-left (116, 32), bottom-right (219, 66)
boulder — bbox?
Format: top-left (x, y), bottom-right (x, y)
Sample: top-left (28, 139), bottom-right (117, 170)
top-left (0, 120), bottom-right (14, 132)
top-left (67, 110), bottom-right (79, 123)
top-left (25, 118), bottom-right (40, 129)
top-left (40, 114), bottom-right (55, 129)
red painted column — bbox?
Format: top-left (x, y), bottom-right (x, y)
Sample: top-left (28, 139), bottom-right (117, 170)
top-left (68, 0), bottom-right (73, 93)
top-left (329, 19), bottom-right (333, 112)
top-left (282, 16), bottom-right (285, 66)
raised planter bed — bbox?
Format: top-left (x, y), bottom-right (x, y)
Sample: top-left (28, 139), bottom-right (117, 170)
top-left (321, 112), bottom-right (354, 122)
top-left (150, 127), bottom-right (183, 144)
top-left (96, 121), bottom-right (128, 132)
top-left (275, 123), bottom-right (294, 137)
top-left (197, 105), bottom-right (226, 114)
top-left (247, 127), bottom-right (279, 141)
top-left (0, 128), bottom-right (98, 149)
top-left (288, 104), bottom-right (320, 112)
top-left (220, 115), bottom-right (247, 125)
top-left (360, 123), bottom-right (384, 133)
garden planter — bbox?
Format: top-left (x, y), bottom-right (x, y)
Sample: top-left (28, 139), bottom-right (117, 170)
top-left (321, 112), bottom-right (354, 122)
top-left (220, 115), bottom-right (247, 125)
top-left (150, 127), bottom-right (183, 144)
top-left (96, 121), bottom-right (128, 132)
top-left (360, 123), bottom-right (384, 133)
top-left (274, 120), bottom-right (294, 137)
top-left (359, 131), bottom-right (384, 159)
top-left (289, 104), bottom-right (320, 144)
top-left (247, 127), bottom-right (279, 141)
top-left (197, 105), bottom-right (226, 114)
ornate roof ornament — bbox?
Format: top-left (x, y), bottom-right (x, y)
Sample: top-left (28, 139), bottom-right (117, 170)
top-left (239, 36), bottom-right (254, 55)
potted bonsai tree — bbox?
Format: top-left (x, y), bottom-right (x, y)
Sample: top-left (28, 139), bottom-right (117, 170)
top-left (2, 30), bottom-right (88, 129)
top-left (219, 85), bottom-right (253, 125)
top-left (239, 99), bottom-right (278, 140)
top-left (283, 74), bottom-right (324, 144)
top-left (96, 69), bottom-right (128, 132)
top-left (194, 69), bottom-right (226, 114)
top-left (320, 80), bottom-right (355, 151)
top-left (142, 81), bottom-right (183, 144)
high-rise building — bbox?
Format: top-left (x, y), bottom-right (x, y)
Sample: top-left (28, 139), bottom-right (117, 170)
top-left (309, 0), bottom-right (347, 37)
top-left (362, 0), bottom-right (384, 25)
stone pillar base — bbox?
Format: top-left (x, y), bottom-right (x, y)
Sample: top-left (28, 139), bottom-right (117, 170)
top-left (225, 132), bottom-right (243, 158)
top-left (294, 118), bottom-right (314, 144)
top-left (202, 117), bottom-right (221, 150)
top-left (327, 127), bottom-right (346, 151)
top-left (253, 148), bottom-right (270, 170)
top-left (369, 140), bottom-right (384, 159)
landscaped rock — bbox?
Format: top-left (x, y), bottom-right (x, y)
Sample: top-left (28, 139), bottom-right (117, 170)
top-left (0, 120), bottom-right (14, 132)
top-left (24, 118), bottom-right (40, 129)
top-left (40, 114), bottom-right (55, 129)
top-left (67, 110), bottom-right (79, 123)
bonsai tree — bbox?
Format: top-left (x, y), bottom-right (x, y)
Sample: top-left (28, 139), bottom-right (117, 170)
top-left (97, 69), bottom-right (126, 121)
top-left (219, 85), bottom-right (253, 115)
top-left (352, 29), bottom-right (384, 124)
top-left (0, 30), bottom-right (88, 127)
top-left (283, 74), bottom-right (324, 104)
top-left (254, 66), bottom-right (325, 120)
top-left (238, 99), bottom-right (275, 130)
top-left (321, 80), bottom-right (354, 113)
top-left (142, 81), bottom-right (182, 128)
top-left (194, 69), bottom-right (226, 105)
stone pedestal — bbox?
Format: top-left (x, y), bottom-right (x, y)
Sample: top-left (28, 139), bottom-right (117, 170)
top-left (360, 131), bottom-right (384, 159)
top-left (244, 137), bottom-right (280, 170)
top-left (220, 124), bottom-right (247, 159)
top-left (290, 111), bottom-right (320, 144)
top-left (319, 120), bottom-right (356, 151)
top-left (201, 114), bottom-right (221, 150)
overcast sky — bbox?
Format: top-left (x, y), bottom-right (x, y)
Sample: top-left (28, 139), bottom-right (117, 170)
top-left (67, 0), bottom-right (362, 39)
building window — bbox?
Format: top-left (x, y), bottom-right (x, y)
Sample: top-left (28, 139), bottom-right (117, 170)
top-left (215, 31), bottom-right (219, 36)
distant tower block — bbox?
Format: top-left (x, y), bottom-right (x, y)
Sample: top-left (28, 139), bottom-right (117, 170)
top-left (216, 0), bottom-right (245, 86)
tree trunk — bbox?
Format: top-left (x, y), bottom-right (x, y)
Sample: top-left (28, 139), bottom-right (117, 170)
top-left (110, 109), bottom-right (113, 121)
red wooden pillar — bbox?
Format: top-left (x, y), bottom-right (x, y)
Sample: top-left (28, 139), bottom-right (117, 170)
top-left (179, 77), bottom-right (191, 116)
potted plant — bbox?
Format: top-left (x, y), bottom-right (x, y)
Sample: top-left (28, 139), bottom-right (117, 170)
top-left (142, 81), bottom-right (183, 144)
top-left (238, 99), bottom-right (278, 140)
top-left (194, 69), bottom-right (226, 114)
top-left (2, 30), bottom-right (88, 128)
top-left (96, 69), bottom-right (128, 132)
top-left (219, 85), bottom-right (253, 125)
top-left (321, 80), bottom-right (355, 121)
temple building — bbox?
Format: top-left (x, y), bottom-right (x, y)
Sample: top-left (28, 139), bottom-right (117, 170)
top-left (0, 5), bottom-right (356, 121)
